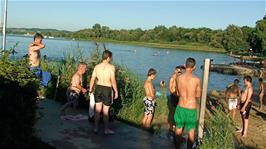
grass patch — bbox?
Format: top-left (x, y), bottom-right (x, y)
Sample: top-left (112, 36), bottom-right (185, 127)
top-left (201, 108), bottom-right (235, 149)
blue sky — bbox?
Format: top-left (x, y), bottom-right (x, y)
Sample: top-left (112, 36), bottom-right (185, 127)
top-left (2, 0), bottom-right (266, 31)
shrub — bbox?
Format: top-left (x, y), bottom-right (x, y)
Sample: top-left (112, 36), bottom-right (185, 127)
top-left (0, 52), bottom-right (39, 148)
top-left (200, 108), bottom-right (235, 149)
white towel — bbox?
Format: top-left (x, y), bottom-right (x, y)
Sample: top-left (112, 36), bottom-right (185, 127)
top-left (89, 93), bottom-right (95, 117)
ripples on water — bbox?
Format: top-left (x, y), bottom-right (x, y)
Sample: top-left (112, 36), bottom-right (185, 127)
top-left (1, 35), bottom-right (262, 93)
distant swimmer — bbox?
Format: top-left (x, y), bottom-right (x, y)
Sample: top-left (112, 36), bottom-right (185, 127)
top-left (174, 58), bottom-right (201, 149)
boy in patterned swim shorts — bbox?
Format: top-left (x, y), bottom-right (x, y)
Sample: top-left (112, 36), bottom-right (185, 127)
top-left (141, 68), bottom-right (157, 128)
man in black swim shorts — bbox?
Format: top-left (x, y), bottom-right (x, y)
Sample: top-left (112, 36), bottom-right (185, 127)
top-left (89, 50), bottom-right (118, 135)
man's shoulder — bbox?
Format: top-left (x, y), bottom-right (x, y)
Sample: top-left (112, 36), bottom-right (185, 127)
top-left (192, 75), bottom-right (200, 81)
top-left (72, 73), bottom-right (80, 79)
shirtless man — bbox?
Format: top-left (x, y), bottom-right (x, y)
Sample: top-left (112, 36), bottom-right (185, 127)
top-left (259, 78), bottom-right (264, 111)
top-left (141, 68), bottom-right (157, 128)
top-left (60, 62), bottom-right (87, 115)
top-left (28, 33), bottom-right (45, 76)
top-left (89, 50), bottom-right (118, 134)
top-left (225, 83), bottom-right (241, 120)
top-left (174, 58), bottom-right (201, 149)
top-left (238, 76), bottom-right (253, 137)
top-left (168, 65), bottom-right (184, 132)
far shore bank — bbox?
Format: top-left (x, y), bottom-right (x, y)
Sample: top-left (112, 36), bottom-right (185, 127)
top-left (5, 34), bottom-right (226, 53)
top-left (84, 38), bottom-right (227, 53)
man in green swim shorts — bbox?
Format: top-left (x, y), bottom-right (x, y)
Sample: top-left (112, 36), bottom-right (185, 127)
top-left (174, 57), bottom-right (201, 149)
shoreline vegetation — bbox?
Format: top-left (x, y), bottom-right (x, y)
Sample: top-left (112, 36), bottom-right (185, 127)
top-left (8, 34), bottom-right (226, 53)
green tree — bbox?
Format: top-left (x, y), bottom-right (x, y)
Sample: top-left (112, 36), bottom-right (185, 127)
top-left (252, 20), bottom-right (266, 54)
top-left (222, 25), bottom-right (249, 52)
top-left (92, 23), bottom-right (102, 38)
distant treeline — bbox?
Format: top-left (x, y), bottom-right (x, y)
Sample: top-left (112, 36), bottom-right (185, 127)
top-left (5, 18), bottom-right (266, 55)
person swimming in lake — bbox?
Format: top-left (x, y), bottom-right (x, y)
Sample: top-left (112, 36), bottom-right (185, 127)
top-left (141, 68), bottom-right (157, 128)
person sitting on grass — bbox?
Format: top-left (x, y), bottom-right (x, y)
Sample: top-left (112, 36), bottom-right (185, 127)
top-left (141, 68), bottom-right (157, 128)
top-left (60, 62), bottom-right (87, 115)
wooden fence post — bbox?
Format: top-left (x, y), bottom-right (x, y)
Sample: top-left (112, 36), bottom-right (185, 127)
top-left (198, 59), bottom-right (211, 140)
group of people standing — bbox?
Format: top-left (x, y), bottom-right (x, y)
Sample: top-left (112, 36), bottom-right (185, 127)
top-left (28, 33), bottom-right (118, 134)
top-left (226, 76), bottom-right (264, 138)
top-left (28, 32), bottom-right (264, 149)
top-left (141, 58), bottom-right (201, 149)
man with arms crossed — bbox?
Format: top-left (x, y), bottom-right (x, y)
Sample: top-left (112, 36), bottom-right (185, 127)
top-left (174, 58), bottom-right (201, 149)
top-left (28, 33), bottom-right (45, 76)
top-left (237, 76), bottom-right (253, 137)
top-left (141, 68), bottom-right (157, 128)
top-left (168, 65), bottom-right (184, 132)
top-left (89, 50), bottom-right (118, 135)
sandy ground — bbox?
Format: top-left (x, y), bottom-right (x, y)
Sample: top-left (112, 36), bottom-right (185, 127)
top-left (35, 99), bottom-right (175, 149)
top-left (233, 104), bottom-right (266, 149)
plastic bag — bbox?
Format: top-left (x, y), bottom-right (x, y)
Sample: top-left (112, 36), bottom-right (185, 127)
top-left (89, 93), bottom-right (95, 118)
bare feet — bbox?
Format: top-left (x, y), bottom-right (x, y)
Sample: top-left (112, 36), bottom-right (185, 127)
top-left (236, 129), bottom-right (242, 133)
top-left (104, 129), bottom-right (115, 135)
top-left (242, 133), bottom-right (247, 138)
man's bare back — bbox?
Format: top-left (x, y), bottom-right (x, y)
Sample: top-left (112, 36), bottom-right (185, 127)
top-left (93, 62), bottom-right (115, 87)
top-left (176, 73), bottom-right (201, 109)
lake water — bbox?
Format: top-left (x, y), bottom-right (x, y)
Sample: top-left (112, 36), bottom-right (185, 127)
top-left (1, 35), bottom-right (263, 94)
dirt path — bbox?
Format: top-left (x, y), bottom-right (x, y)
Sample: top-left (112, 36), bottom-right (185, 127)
top-left (35, 99), bottom-right (174, 149)
top-left (234, 104), bottom-right (266, 149)
top-left (209, 90), bottom-right (266, 149)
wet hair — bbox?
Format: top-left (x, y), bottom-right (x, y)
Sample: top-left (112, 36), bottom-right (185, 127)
top-left (102, 50), bottom-right (112, 60)
top-left (234, 79), bottom-right (240, 84)
top-left (185, 57), bottom-right (196, 68)
top-left (34, 33), bottom-right (44, 41)
top-left (243, 75), bottom-right (252, 83)
top-left (147, 68), bottom-right (157, 76)
top-left (259, 78), bottom-right (263, 82)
